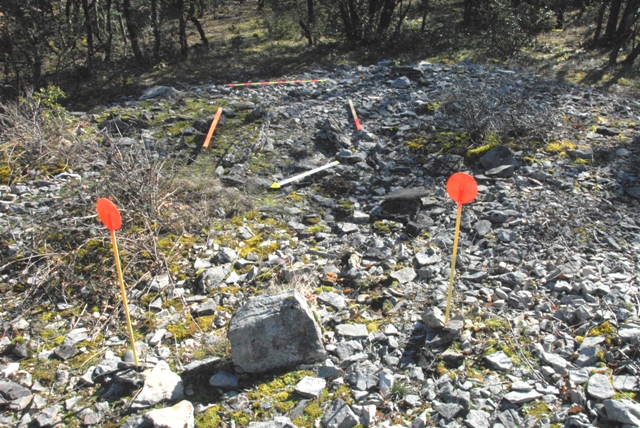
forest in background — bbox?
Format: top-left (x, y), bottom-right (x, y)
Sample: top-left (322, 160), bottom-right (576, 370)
top-left (2, 0), bottom-right (640, 107)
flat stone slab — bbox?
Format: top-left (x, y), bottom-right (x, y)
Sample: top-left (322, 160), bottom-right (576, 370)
top-left (335, 324), bottom-right (369, 339)
top-left (503, 390), bottom-right (543, 404)
top-left (295, 376), bottom-right (326, 399)
top-left (587, 373), bottom-right (616, 400)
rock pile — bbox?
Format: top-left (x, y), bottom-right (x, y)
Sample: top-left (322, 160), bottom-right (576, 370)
top-left (0, 60), bottom-right (639, 428)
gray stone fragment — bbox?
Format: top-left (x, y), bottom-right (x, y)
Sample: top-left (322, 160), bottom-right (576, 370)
top-left (54, 343), bottom-right (77, 360)
top-left (82, 409), bottom-right (101, 425)
top-left (423, 154), bottom-right (464, 176)
top-left (361, 404), bottom-right (377, 427)
top-left (209, 371), bottom-right (239, 389)
top-left (139, 86), bottom-right (181, 100)
top-left (335, 341), bottom-right (364, 361)
top-left (503, 390), bottom-right (542, 403)
top-left (321, 398), bottom-right (359, 428)
top-left (421, 307), bottom-right (445, 328)
top-left (465, 410), bottom-right (490, 428)
top-left (131, 361), bottom-right (184, 409)
top-left (248, 417), bottom-right (298, 428)
top-left (613, 375), bottom-right (639, 391)
top-left (379, 369), bottom-right (394, 397)
top-left (485, 351), bottom-right (513, 371)
top-left (121, 415), bottom-right (146, 428)
top-left (485, 164), bottom-right (515, 177)
top-left (345, 362), bottom-right (379, 391)
top-left (415, 250), bottom-right (440, 266)
top-left (0, 381), bottom-right (32, 400)
top-left (578, 336), bottom-right (605, 350)
top-left (496, 409), bottom-right (522, 428)
top-left (480, 146), bottom-right (517, 170)
top-left (569, 369), bottom-right (590, 385)
top-left (587, 373), bottom-right (616, 400)
top-left (619, 326), bottom-right (640, 340)
top-left (496, 229), bottom-right (517, 242)
top-left (626, 186), bottom-right (640, 199)
top-left (390, 267), bottom-right (416, 284)
top-left (200, 265), bottom-right (231, 290)
top-left (498, 271), bottom-right (526, 287)
top-left (195, 300), bottom-right (217, 317)
top-left (318, 292), bottom-right (347, 311)
top-left (295, 376), bottom-right (326, 398)
top-left (391, 76), bottom-right (411, 88)
top-left (575, 346), bottom-right (599, 367)
top-left (228, 290), bottom-right (327, 374)
top-left (149, 274), bottom-right (171, 291)
top-left (475, 220), bottom-right (492, 236)
top-left (604, 399), bottom-right (640, 426)
top-left (335, 324), bottom-right (369, 339)
top-left (35, 405), bottom-right (60, 427)
top-left (144, 400), bottom-right (194, 428)
top-left (434, 402), bottom-right (463, 419)
top-left (63, 328), bottom-right (89, 346)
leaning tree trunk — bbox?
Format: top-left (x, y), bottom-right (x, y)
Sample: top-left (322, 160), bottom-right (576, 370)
top-left (190, 15), bottom-right (208, 46)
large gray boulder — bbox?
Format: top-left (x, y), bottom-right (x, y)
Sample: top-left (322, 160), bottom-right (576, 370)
top-left (228, 290), bottom-right (327, 374)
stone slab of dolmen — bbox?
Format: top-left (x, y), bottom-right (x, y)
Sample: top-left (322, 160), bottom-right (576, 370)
top-left (228, 289), bottom-right (327, 374)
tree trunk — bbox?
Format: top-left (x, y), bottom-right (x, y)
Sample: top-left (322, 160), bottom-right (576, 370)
top-left (463, 0), bottom-right (473, 27)
top-left (121, 0), bottom-right (144, 62)
top-left (177, 0), bottom-right (188, 58)
top-left (604, 0), bottom-right (622, 39)
top-left (190, 16), bottom-right (208, 46)
top-left (298, 0), bottom-right (315, 45)
top-left (420, 0), bottom-right (429, 32)
top-left (392, 0), bottom-right (412, 39)
top-left (151, 0), bottom-right (161, 60)
top-left (622, 35), bottom-right (640, 64)
top-left (82, 0), bottom-right (94, 68)
top-left (377, 0), bottom-right (398, 37)
top-left (608, 0), bottom-right (640, 64)
top-left (591, 0), bottom-right (607, 47)
top-left (104, 0), bottom-right (113, 62)
top-left (347, 0), bottom-right (361, 40)
top-left (337, 0), bottom-right (358, 41)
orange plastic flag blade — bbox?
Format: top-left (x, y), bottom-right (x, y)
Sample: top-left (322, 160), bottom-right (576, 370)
top-left (202, 107), bottom-right (223, 149)
top-left (446, 172), bottom-right (478, 205)
top-left (96, 198), bottom-right (122, 231)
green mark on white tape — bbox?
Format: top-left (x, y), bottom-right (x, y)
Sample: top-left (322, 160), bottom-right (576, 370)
top-left (270, 161), bottom-right (340, 189)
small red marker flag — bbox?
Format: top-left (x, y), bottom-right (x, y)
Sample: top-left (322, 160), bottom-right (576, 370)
top-left (446, 172), bottom-right (478, 205)
top-left (97, 198), bottom-right (122, 231)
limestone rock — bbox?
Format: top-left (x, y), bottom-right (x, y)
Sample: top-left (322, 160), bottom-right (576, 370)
top-left (144, 400), bottom-right (194, 428)
top-left (131, 361), bottom-right (184, 409)
top-left (228, 290), bottom-right (327, 374)
top-left (321, 398), bottom-right (359, 428)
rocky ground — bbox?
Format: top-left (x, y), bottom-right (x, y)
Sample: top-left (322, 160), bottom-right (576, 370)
top-left (0, 60), bottom-right (639, 428)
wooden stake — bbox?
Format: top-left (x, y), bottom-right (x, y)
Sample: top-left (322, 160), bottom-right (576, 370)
top-left (348, 99), bottom-right (362, 131)
top-left (110, 229), bottom-right (139, 367)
